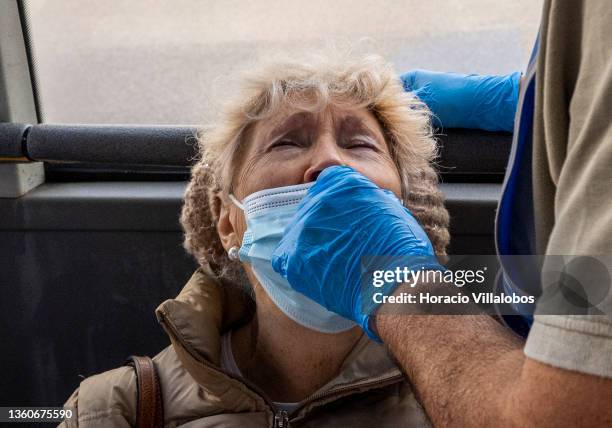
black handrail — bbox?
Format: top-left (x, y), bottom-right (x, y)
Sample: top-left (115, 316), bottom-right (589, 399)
top-left (0, 123), bottom-right (511, 180)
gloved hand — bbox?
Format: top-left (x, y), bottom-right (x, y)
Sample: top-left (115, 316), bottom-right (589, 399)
top-left (271, 166), bottom-right (443, 341)
top-left (401, 69), bottom-right (521, 132)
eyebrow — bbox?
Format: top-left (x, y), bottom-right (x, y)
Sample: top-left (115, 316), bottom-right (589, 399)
top-left (263, 111), bottom-right (384, 148)
top-left (267, 112), bottom-right (312, 141)
top-left (336, 115), bottom-right (381, 141)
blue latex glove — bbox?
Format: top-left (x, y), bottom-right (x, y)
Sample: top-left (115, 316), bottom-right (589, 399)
top-left (271, 166), bottom-right (443, 341)
top-left (401, 69), bottom-right (521, 132)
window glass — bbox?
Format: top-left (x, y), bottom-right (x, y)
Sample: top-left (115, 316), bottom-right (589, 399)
top-left (25, 0), bottom-right (542, 125)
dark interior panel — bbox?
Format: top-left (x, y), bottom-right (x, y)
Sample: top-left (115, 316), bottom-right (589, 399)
top-left (1, 230), bottom-right (196, 406)
top-left (443, 182), bottom-right (500, 255)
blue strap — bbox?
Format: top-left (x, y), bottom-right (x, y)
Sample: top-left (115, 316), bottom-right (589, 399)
top-left (494, 35), bottom-right (541, 335)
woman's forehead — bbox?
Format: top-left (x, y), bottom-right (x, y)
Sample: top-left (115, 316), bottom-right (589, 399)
top-left (254, 105), bottom-right (384, 141)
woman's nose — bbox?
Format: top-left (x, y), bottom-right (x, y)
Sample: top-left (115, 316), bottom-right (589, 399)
top-left (302, 137), bottom-right (345, 182)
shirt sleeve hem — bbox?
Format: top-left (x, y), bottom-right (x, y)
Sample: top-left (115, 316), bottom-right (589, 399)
top-left (524, 315), bottom-right (612, 378)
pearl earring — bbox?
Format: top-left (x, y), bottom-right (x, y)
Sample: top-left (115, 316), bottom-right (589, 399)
top-left (228, 246), bottom-right (240, 261)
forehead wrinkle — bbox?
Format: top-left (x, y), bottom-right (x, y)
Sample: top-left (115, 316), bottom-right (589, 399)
top-left (335, 113), bottom-right (382, 141)
top-left (266, 111), bottom-right (314, 141)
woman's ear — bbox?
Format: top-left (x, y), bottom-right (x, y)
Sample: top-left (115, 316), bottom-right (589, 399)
top-left (216, 195), bottom-right (239, 252)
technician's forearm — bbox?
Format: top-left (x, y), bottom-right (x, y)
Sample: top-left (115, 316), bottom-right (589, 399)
top-left (376, 313), bottom-right (522, 427)
top-left (376, 313), bottom-right (612, 427)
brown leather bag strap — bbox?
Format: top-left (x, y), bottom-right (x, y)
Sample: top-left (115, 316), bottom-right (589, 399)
top-left (125, 356), bottom-right (164, 428)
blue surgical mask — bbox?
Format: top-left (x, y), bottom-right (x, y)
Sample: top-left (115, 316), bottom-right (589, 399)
top-left (229, 182), bottom-right (356, 334)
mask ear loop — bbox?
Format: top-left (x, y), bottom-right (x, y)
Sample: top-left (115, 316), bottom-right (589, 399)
top-left (402, 175), bottom-right (410, 207)
top-left (228, 193), bottom-right (245, 211)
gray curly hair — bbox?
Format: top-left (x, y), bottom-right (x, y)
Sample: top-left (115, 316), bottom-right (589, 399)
top-left (181, 53), bottom-right (450, 287)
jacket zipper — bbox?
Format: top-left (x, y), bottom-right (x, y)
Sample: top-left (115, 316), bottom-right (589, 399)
top-left (273, 410), bottom-right (289, 428)
top-left (300, 372), bottom-right (402, 406)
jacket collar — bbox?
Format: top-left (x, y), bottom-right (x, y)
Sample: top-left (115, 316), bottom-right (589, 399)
top-left (155, 266), bottom-right (402, 413)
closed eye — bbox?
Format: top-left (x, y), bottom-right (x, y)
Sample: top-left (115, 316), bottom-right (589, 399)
top-left (346, 136), bottom-right (379, 151)
top-left (269, 138), bottom-right (300, 150)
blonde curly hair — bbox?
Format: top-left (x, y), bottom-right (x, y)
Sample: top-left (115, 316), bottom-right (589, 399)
top-left (181, 53), bottom-right (450, 288)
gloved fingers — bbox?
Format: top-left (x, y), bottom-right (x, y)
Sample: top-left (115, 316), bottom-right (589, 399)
top-left (399, 69), bottom-right (521, 132)
top-left (270, 251), bottom-right (288, 278)
top-left (381, 188), bottom-right (405, 205)
top-left (400, 69), bottom-right (441, 91)
top-left (310, 165), bottom-right (381, 201)
top-left (400, 70), bottom-right (417, 92)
